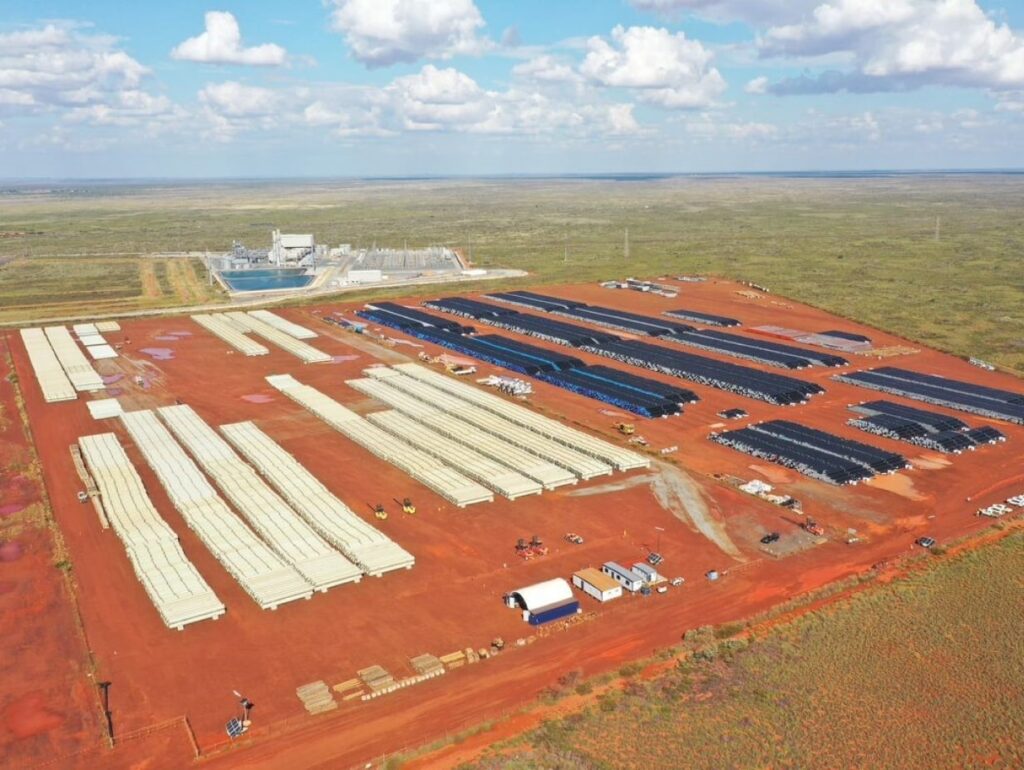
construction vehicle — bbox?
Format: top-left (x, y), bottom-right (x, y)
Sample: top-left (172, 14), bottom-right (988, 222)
top-left (402, 497), bottom-right (416, 515)
top-left (760, 531), bottom-right (780, 545)
top-left (613, 422), bottom-right (636, 436)
top-left (564, 533), bottom-right (584, 545)
top-left (802, 518), bottom-right (824, 536)
top-left (373, 504), bottom-right (388, 521)
top-left (529, 535), bottom-right (548, 556)
top-left (515, 538), bottom-right (532, 559)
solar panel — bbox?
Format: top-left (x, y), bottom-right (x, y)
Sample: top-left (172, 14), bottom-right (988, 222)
top-left (226, 718), bottom-right (246, 739)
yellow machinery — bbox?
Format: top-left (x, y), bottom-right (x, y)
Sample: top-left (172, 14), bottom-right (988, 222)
top-left (613, 422), bottom-right (636, 436)
top-left (373, 503), bottom-right (388, 521)
top-left (402, 497), bottom-right (416, 515)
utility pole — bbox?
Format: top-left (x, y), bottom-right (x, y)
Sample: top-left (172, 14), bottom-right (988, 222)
top-left (563, 231), bottom-right (568, 263)
top-left (624, 227), bottom-right (630, 259)
top-left (935, 216), bottom-right (940, 242)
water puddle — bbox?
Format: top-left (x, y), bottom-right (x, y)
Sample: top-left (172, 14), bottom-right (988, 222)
top-left (241, 394), bottom-right (274, 404)
top-left (140, 347), bottom-right (174, 361)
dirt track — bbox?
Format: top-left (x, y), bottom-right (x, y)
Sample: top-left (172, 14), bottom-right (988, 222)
top-left (5, 278), bottom-right (1024, 769)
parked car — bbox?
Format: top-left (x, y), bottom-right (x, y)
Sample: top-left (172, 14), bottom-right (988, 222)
top-left (760, 532), bottom-right (780, 544)
top-left (915, 536), bottom-right (936, 548)
top-left (670, 576), bottom-right (685, 587)
top-left (656, 586), bottom-right (668, 594)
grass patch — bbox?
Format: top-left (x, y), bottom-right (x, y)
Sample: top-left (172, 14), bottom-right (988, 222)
top-left (0, 177), bottom-right (1022, 371)
top-left (464, 533), bottom-right (1024, 770)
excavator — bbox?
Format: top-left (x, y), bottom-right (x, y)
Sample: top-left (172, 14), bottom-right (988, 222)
top-left (373, 503), bottom-right (388, 521)
top-left (613, 422), bottom-right (636, 436)
top-left (402, 497), bottom-right (416, 515)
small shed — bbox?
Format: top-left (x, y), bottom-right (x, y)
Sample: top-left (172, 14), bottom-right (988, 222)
top-left (631, 562), bottom-right (660, 584)
top-left (601, 562), bottom-right (643, 592)
top-left (572, 568), bottom-right (623, 602)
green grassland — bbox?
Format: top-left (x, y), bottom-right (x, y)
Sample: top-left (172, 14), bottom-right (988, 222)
top-left (463, 532), bottom-right (1024, 770)
top-left (1, 175), bottom-right (1022, 371)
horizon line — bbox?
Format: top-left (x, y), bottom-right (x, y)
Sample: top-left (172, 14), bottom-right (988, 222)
top-left (3, 167), bottom-right (1024, 184)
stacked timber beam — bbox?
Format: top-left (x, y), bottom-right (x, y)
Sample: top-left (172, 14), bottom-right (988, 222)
top-left (296, 681), bottom-right (337, 715)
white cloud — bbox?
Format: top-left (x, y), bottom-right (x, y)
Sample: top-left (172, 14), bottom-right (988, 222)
top-left (762, 0), bottom-right (1024, 93)
top-left (580, 26), bottom-right (726, 108)
top-left (994, 91), bottom-right (1024, 112)
top-left (388, 64), bottom-right (490, 129)
top-left (630, 0), bottom-right (817, 24)
top-left (65, 90), bottom-right (180, 127)
top-left (381, 65), bottom-right (643, 136)
top-left (745, 76), bottom-right (768, 93)
top-left (303, 99), bottom-right (391, 137)
top-left (608, 103), bottom-right (641, 134)
top-left (199, 81), bottom-right (281, 117)
top-left (171, 11), bottom-right (287, 66)
top-left (679, 112), bottom-right (779, 141)
top-left (329, 0), bottom-right (489, 67)
top-left (512, 55), bottom-right (584, 85)
top-left (0, 23), bottom-right (150, 115)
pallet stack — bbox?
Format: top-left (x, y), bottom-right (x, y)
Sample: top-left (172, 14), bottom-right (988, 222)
top-left (358, 665), bottom-right (396, 693)
top-left (409, 653), bottom-right (444, 677)
top-left (439, 650), bottom-right (467, 670)
top-left (296, 681), bottom-right (337, 715)
top-left (332, 678), bottom-right (365, 702)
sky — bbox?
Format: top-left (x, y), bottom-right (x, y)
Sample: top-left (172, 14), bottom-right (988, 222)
top-left (2, 0), bottom-right (1024, 177)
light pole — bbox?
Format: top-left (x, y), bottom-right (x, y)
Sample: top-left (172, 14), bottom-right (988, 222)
top-left (654, 526), bottom-right (665, 554)
top-left (233, 690), bottom-right (254, 727)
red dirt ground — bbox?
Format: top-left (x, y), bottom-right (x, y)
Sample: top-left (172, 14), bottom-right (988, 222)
top-left (4, 279), bottom-right (1024, 769)
top-left (0, 337), bottom-right (103, 769)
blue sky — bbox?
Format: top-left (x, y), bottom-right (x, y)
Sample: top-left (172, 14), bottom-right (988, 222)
top-left (1, 0), bottom-right (1023, 177)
